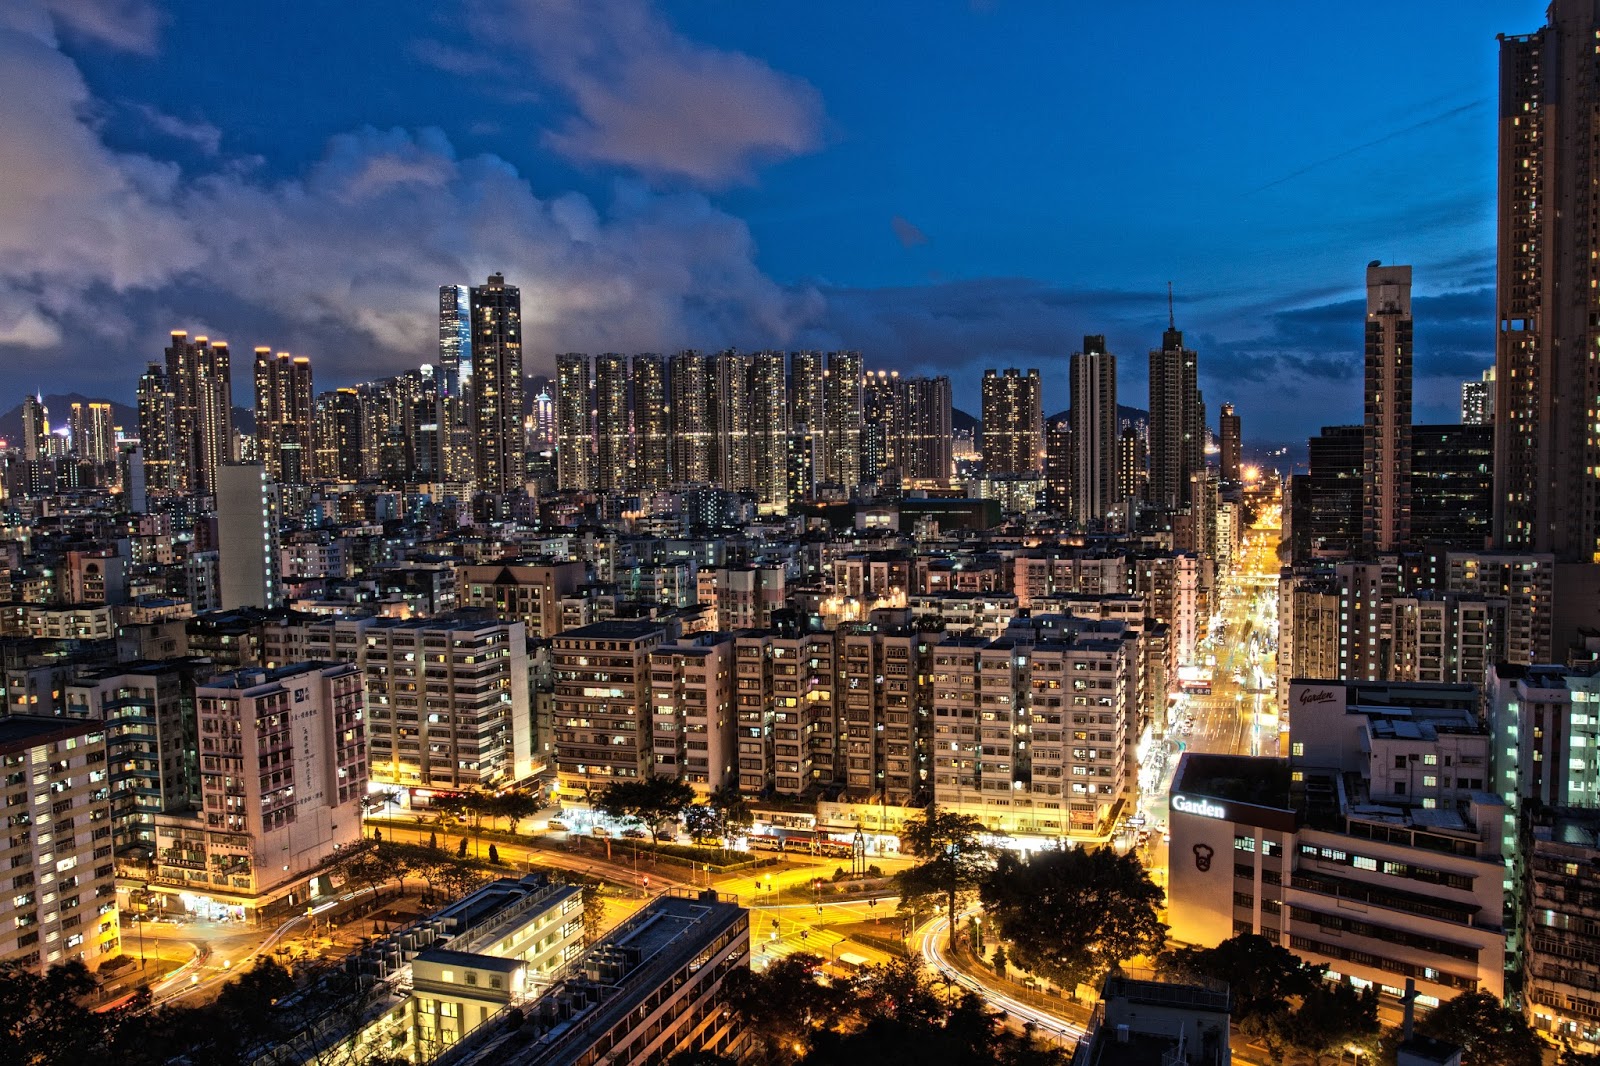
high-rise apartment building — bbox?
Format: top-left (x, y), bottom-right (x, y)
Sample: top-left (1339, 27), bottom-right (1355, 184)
top-left (554, 353), bottom-right (592, 492)
top-left (438, 283), bottom-right (474, 484)
top-left (669, 350), bottom-right (714, 486)
top-left (902, 375), bottom-right (954, 483)
top-left (712, 350), bottom-right (753, 492)
top-left (1496, 4), bottom-right (1600, 561)
top-left (1364, 263), bottom-right (1413, 553)
top-left (1411, 424), bottom-right (1494, 551)
top-left (165, 331), bottom-right (234, 497)
top-left (750, 350), bottom-right (789, 512)
top-left (21, 392), bottom-right (47, 463)
top-left (593, 354), bottom-right (630, 493)
top-left (861, 370), bottom-right (901, 483)
top-left (137, 365), bottom-right (174, 493)
top-left (632, 354), bottom-right (671, 490)
top-left (470, 273), bottom-right (524, 496)
top-left (823, 350), bottom-right (864, 490)
top-left (216, 462), bottom-right (280, 610)
top-left (980, 368), bottom-right (1043, 476)
top-left (154, 662), bottom-right (366, 922)
top-left (1218, 402), bottom-right (1241, 485)
top-left (1148, 322), bottom-right (1204, 512)
top-left (1462, 366), bottom-right (1495, 426)
top-left (68, 401), bottom-right (115, 471)
top-left (1304, 425), bottom-right (1364, 559)
top-left (1117, 426), bottom-right (1148, 509)
top-left (1045, 417), bottom-right (1072, 514)
top-left (1071, 336), bottom-right (1119, 525)
top-left (551, 620), bottom-right (668, 797)
top-left (649, 633), bottom-right (737, 791)
top-left (0, 717), bottom-right (120, 974)
top-left (253, 349), bottom-right (314, 485)
top-left (313, 388), bottom-right (364, 483)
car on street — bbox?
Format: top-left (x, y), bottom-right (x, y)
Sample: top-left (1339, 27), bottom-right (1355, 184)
top-left (547, 819), bottom-right (569, 832)
top-left (591, 825), bottom-right (611, 837)
top-left (620, 828), bottom-right (647, 839)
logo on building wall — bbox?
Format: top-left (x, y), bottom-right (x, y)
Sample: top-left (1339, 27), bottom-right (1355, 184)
top-left (1192, 843), bottom-right (1214, 872)
top-left (1172, 795), bottom-right (1227, 820)
top-left (1297, 688), bottom-right (1338, 707)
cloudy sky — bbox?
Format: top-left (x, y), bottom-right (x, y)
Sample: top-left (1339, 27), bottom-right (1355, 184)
top-left (0, 1), bottom-right (1535, 442)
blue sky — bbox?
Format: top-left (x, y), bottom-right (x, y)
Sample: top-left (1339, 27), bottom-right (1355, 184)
top-left (0, 1), bottom-right (1540, 442)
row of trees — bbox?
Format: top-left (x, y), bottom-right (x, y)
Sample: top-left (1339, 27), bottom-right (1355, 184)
top-left (893, 805), bottom-right (1167, 992)
top-left (592, 778), bottom-right (752, 845)
top-left (725, 952), bottom-right (1069, 1066)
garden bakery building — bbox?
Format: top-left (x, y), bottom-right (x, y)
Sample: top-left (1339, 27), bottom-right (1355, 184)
top-left (1168, 749), bottom-right (1507, 1007)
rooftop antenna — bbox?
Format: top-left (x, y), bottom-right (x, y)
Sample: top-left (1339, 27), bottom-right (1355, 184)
top-left (1167, 282), bottom-right (1175, 330)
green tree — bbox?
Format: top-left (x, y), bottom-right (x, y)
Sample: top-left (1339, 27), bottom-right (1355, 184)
top-left (436, 858), bottom-right (486, 900)
top-left (494, 790), bottom-right (540, 833)
top-left (457, 836), bottom-right (468, 857)
top-left (427, 831), bottom-right (438, 851)
top-left (683, 804), bottom-right (723, 843)
top-left (709, 783), bottom-right (753, 834)
top-left (0, 960), bottom-right (108, 1066)
top-left (595, 776), bottom-right (696, 845)
top-left (487, 843), bottom-right (501, 865)
top-left (725, 952), bottom-right (856, 1064)
top-left (1258, 980), bottom-right (1379, 1066)
top-left (1416, 990), bottom-right (1543, 1066)
top-left (1159, 933), bottom-right (1323, 1023)
top-left (582, 883), bottom-right (607, 943)
top-left (893, 804), bottom-right (995, 952)
top-left (978, 846), bottom-right (1165, 991)
top-left (991, 944), bottom-right (1007, 976)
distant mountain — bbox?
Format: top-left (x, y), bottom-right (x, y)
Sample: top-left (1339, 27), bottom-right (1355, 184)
top-left (1045, 405), bottom-right (1150, 426)
top-left (952, 407), bottom-right (978, 434)
top-left (0, 393), bottom-right (137, 444)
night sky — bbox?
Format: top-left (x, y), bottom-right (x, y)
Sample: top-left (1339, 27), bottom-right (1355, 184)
top-left (0, 1), bottom-right (1538, 442)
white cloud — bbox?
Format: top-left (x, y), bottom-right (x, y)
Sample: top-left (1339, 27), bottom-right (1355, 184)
top-left (474, 0), bottom-right (824, 186)
top-left (130, 103), bottom-right (222, 155)
top-left (0, 1), bottom-right (821, 393)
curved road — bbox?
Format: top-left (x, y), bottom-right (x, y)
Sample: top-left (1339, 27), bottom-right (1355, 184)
top-left (915, 914), bottom-right (1084, 1049)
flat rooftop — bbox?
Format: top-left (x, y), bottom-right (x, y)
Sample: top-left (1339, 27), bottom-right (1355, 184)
top-left (0, 714), bottom-right (99, 754)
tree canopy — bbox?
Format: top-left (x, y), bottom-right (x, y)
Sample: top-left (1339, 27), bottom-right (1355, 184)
top-left (1415, 991), bottom-right (1544, 1066)
top-left (594, 776), bottom-right (696, 844)
top-left (1159, 934), bottom-right (1323, 1022)
top-left (978, 845), bottom-right (1165, 990)
top-left (893, 805), bottom-right (996, 951)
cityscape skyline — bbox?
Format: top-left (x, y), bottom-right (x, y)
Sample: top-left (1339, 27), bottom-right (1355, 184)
top-left (0, 0), bottom-right (1541, 441)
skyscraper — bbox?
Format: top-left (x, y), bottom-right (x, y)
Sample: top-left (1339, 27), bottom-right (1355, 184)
top-left (137, 364), bottom-right (174, 493)
top-left (594, 353), bottom-right (631, 492)
top-left (901, 375), bottom-right (954, 483)
top-left (314, 388), bottom-right (363, 483)
top-left (1070, 336), bottom-right (1119, 525)
top-left (633, 353), bottom-right (671, 490)
top-left (1363, 263), bottom-right (1413, 553)
top-left (1219, 402), bottom-right (1241, 485)
top-left (555, 353), bottom-right (593, 492)
top-left (1461, 367), bottom-right (1495, 426)
top-left (1497, 4), bottom-right (1600, 560)
top-left (469, 273), bottom-right (523, 496)
top-left (1148, 319), bottom-right (1204, 512)
top-left (1045, 417), bottom-right (1072, 513)
top-left (165, 331), bottom-right (234, 497)
top-left (253, 348), bottom-right (314, 485)
top-left (713, 349), bottom-right (754, 491)
top-left (69, 401), bottom-right (114, 469)
top-left (823, 350), bottom-right (864, 490)
top-left (670, 350), bottom-right (715, 485)
top-left (438, 284), bottom-right (474, 484)
top-left (861, 370), bottom-right (901, 483)
top-left (979, 368), bottom-right (1044, 475)
top-left (750, 350), bottom-right (789, 512)
top-left (21, 393), bottom-right (46, 462)
top-left (216, 462), bottom-right (280, 610)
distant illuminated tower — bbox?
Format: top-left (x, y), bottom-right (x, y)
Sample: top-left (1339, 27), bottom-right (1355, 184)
top-left (555, 353), bottom-right (593, 491)
top-left (633, 354), bottom-right (670, 490)
top-left (1148, 308), bottom-right (1204, 512)
top-left (1362, 262), bottom-right (1412, 553)
top-left (469, 273), bottom-right (524, 495)
top-left (861, 370), bottom-right (901, 482)
top-left (1461, 367), bottom-right (1494, 426)
top-left (822, 350), bottom-right (864, 490)
top-left (594, 354), bottom-right (631, 492)
top-left (750, 351), bottom-right (789, 511)
top-left (1118, 425), bottom-right (1147, 506)
top-left (670, 350), bottom-right (715, 485)
top-left (165, 331), bottom-right (234, 497)
top-left (714, 350), bottom-right (754, 491)
top-left (253, 348), bottom-right (314, 485)
top-left (21, 393), bottom-right (47, 463)
top-left (438, 284), bottom-right (473, 484)
top-left (980, 368), bottom-right (1043, 475)
top-left (533, 386), bottom-right (555, 445)
top-left (314, 388), bottom-right (363, 483)
top-left (1070, 336), bottom-right (1118, 524)
top-left (902, 376), bottom-right (953, 483)
top-left (137, 365), bottom-right (174, 493)
top-left (1219, 402), bottom-right (1241, 485)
